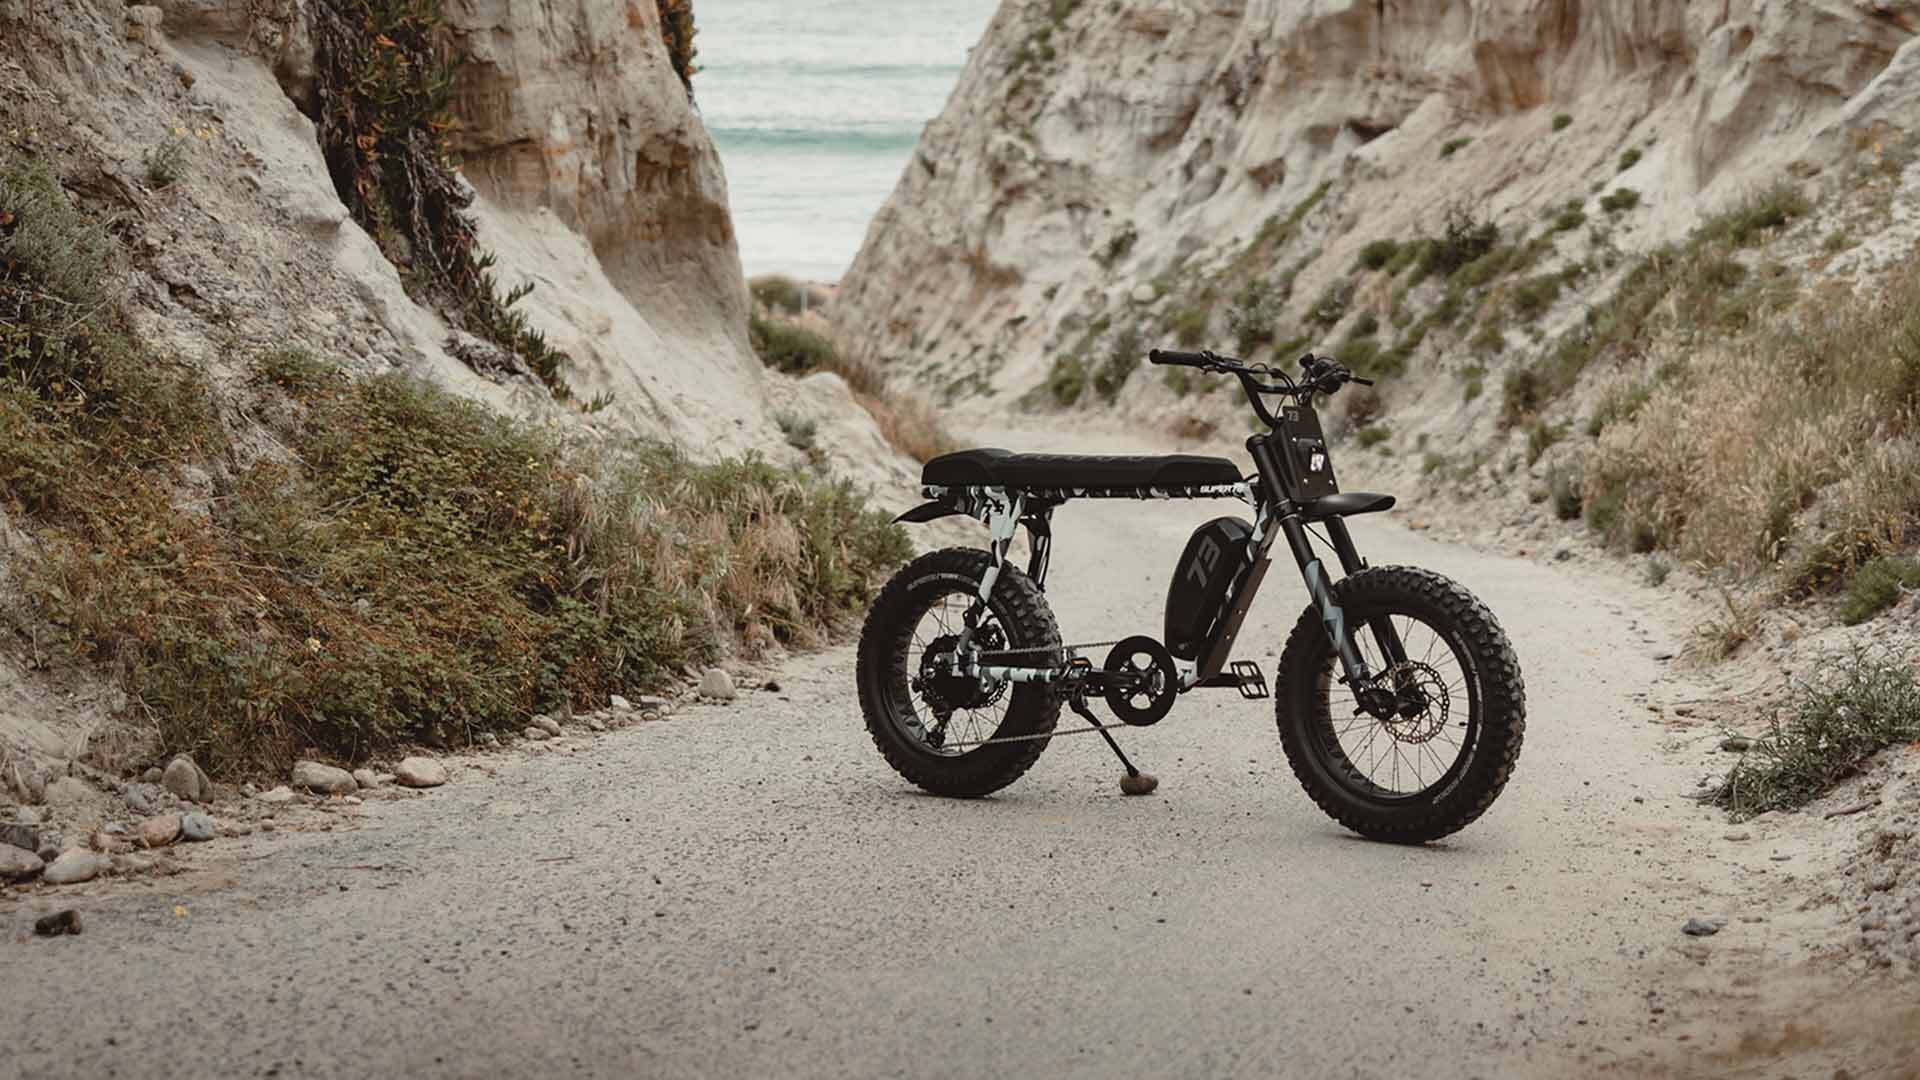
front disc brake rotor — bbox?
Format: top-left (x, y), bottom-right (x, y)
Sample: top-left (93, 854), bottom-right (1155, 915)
top-left (1379, 660), bottom-right (1449, 744)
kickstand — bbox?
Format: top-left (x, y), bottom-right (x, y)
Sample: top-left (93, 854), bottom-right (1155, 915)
top-left (1067, 695), bottom-right (1158, 796)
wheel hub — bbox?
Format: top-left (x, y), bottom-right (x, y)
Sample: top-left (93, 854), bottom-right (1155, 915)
top-left (1377, 661), bottom-right (1449, 744)
top-left (914, 630), bottom-right (1007, 713)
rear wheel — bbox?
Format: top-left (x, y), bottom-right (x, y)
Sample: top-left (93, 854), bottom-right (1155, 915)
top-left (1276, 566), bottom-right (1525, 843)
top-left (856, 548), bottom-right (1063, 797)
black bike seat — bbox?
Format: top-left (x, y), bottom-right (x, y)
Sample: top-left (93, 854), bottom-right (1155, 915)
top-left (923, 448), bottom-right (1240, 490)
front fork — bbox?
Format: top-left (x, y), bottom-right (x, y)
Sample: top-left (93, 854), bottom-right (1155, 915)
top-left (1277, 513), bottom-right (1408, 689)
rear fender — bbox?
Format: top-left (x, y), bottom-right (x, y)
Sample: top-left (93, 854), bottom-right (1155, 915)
top-left (894, 500), bottom-right (963, 525)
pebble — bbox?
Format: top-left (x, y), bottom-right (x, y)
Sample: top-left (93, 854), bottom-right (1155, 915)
top-left (43, 849), bottom-right (110, 886)
top-left (180, 813), bottom-right (215, 842)
top-left (139, 815), bottom-right (182, 848)
top-left (609, 694), bottom-right (633, 711)
top-left (142, 766), bottom-right (163, 784)
top-left (1682, 916), bottom-right (1727, 937)
top-left (292, 761), bottom-right (357, 795)
top-left (641, 711), bottom-right (661, 723)
top-left (162, 755), bottom-right (211, 802)
top-left (91, 831), bottom-right (134, 855)
top-left (395, 757), bottom-right (448, 788)
top-left (34, 909), bottom-right (82, 937)
top-left (586, 716), bottom-right (607, 732)
top-left (700, 668), bottom-right (738, 701)
top-left (352, 768), bottom-right (380, 790)
top-left (342, 796), bottom-right (362, 806)
top-left (533, 715), bottom-right (563, 737)
top-left (1723, 831), bottom-right (1751, 842)
top-left (255, 786), bottom-right (297, 804)
top-left (476, 732), bottom-right (499, 748)
top-left (14, 807), bottom-right (41, 826)
top-left (523, 726), bottom-right (551, 742)
top-left (637, 695), bottom-right (672, 711)
top-left (1720, 736), bottom-right (1754, 753)
top-left (0, 845), bottom-right (44, 882)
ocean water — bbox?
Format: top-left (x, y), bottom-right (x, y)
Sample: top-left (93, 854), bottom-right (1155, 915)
top-left (697, 0), bottom-right (1000, 283)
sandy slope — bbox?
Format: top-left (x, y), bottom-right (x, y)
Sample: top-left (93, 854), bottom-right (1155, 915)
top-left (2, 424), bottom-right (1913, 1079)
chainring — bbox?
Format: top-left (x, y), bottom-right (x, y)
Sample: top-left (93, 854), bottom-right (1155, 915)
top-left (1103, 635), bottom-right (1179, 727)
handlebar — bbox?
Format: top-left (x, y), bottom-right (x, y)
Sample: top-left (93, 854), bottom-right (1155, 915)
top-left (1148, 347), bottom-right (1373, 428)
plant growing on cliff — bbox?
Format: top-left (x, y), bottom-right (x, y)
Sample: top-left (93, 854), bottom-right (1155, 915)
top-left (1226, 277), bottom-right (1284, 353)
top-left (310, 0), bottom-right (572, 399)
top-left (657, 0), bottom-right (699, 94)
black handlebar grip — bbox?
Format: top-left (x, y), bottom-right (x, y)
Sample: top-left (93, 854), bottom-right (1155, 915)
top-left (1149, 349), bottom-right (1211, 366)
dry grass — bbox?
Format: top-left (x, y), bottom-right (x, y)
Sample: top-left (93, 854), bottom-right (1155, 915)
top-left (1582, 263), bottom-right (1920, 573)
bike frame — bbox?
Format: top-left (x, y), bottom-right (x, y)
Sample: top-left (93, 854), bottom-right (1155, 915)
top-left (904, 363), bottom-right (1406, 698)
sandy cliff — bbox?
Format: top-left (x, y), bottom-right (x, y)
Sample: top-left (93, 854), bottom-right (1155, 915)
top-left (833, 0), bottom-right (1918, 428)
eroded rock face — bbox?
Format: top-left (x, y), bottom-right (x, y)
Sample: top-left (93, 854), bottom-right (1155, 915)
top-left (832, 0), bottom-right (1916, 405)
top-left (441, 0), bottom-right (770, 451)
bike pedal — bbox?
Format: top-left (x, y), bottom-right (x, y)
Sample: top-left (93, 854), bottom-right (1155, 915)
top-left (1230, 660), bottom-right (1269, 700)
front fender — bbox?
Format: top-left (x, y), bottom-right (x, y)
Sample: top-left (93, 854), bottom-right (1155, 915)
top-left (894, 500), bottom-right (962, 524)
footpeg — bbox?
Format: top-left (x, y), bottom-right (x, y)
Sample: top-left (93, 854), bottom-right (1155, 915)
top-left (1230, 660), bottom-right (1269, 700)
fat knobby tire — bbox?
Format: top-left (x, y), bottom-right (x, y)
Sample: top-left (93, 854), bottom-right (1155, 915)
top-left (1276, 565), bottom-right (1526, 844)
top-left (857, 547), bottom-right (1063, 798)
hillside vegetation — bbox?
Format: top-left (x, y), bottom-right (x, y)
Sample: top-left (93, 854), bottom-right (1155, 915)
top-left (0, 155), bottom-right (909, 775)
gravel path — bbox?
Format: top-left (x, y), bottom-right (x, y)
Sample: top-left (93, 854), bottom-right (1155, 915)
top-left (5, 426), bottom-right (1813, 1079)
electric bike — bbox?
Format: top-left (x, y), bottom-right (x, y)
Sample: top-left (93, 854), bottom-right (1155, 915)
top-left (855, 348), bottom-right (1526, 843)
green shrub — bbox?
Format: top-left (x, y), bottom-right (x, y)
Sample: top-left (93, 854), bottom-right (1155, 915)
top-left (1617, 148), bottom-right (1642, 173)
top-left (1599, 187), bottom-right (1641, 214)
top-left (1348, 312), bottom-right (1380, 338)
top-left (1168, 304), bottom-right (1211, 348)
top-left (774, 409), bottom-right (818, 453)
top-left (1551, 205), bottom-right (1587, 233)
top-left (750, 275), bottom-right (807, 314)
top-left (1163, 366), bottom-right (1192, 397)
top-left (1306, 280), bottom-right (1353, 328)
top-left (1552, 113), bottom-right (1573, 132)
top-left (1421, 208), bottom-right (1500, 279)
top-left (143, 133), bottom-right (190, 189)
top-left (1469, 323), bottom-right (1506, 356)
top-left (1710, 649), bottom-right (1920, 818)
top-left (1093, 325), bottom-right (1142, 402)
top-left (1355, 239), bottom-right (1402, 272)
top-left (1334, 337), bottom-right (1381, 374)
top-left (1644, 556), bottom-right (1671, 587)
top-left (1099, 221), bottom-right (1138, 267)
top-left (1525, 420), bottom-right (1564, 464)
top-left (1440, 136), bottom-right (1472, 159)
top-left (1549, 468), bottom-right (1582, 520)
top-left (1696, 183), bottom-right (1811, 248)
top-left (1355, 425), bottom-right (1391, 449)
top-left (1421, 452), bottom-right (1447, 475)
top-left (749, 314), bottom-right (838, 375)
top-left (1227, 277), bottom-right (1284, 352)
top-left (1839, 556), bottom-right (1920, 625)
top-left (1046, 354), bottom-right (1088, 406)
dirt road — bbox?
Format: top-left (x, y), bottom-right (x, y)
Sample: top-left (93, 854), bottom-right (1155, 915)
top-left (1, 429), bottom-right (1892, 1079)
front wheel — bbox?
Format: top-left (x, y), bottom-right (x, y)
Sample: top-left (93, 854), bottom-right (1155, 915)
top-left (1276, 565), bottom-right (1525, 843)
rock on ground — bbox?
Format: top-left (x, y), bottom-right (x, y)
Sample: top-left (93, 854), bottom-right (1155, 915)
top-left (0, 822), bottom-right (38, 852)
top-left (161, 755), bottom-right (211, 802)
top-left (180, 813), bottom-right (215, 842)
top-left (33, 909), bottom-right (82, 936)
top-left (139, 815), bottom-right (181, 848)
top-left (292, 761), bottom-right (357, 795)
top-left (0, 845), bottom-right (43, 882)
top-left (43, 849), bottom-right (110, 886)
top-left (699, 668), bottom-right (737, 701)
top-left (609, 694), bottom-right (633, 711)
top-left (523, 726), bottom-right (551, 742)
top-left (254, 786), bottom-right (296, 804)
top-left (532, 715), bottom-right (563, 736)
top-left (351, 768), bottom-right (380, 791)
top-left (394, 757), bottom-right (447, 789)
